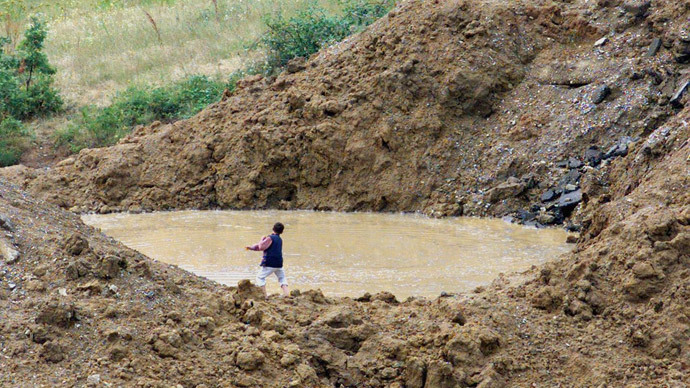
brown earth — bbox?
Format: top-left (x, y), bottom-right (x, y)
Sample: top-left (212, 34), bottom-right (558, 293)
top-left (1, 0), bottom-right (689, 387)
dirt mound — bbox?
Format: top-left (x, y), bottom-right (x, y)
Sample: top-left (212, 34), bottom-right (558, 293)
top-left (1, 0), bottom-right (689, 386)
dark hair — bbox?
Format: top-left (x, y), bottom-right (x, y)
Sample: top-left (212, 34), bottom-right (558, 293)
top-left (273, 222), bottom-right (284, 234)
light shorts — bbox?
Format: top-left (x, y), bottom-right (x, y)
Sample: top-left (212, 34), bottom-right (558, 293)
top-left (256, 266), bottom-right (288, 287)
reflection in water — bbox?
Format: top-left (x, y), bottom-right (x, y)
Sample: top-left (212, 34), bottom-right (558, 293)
top-left (82, 210), bottom-right (571, 298)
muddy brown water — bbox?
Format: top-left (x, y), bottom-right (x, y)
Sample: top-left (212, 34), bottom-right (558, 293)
top-left (82, 210), bottom-right (572, 298)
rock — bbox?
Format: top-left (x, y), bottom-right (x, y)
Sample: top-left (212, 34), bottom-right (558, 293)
top-left (381, 367), bottom-right (398, 379)
top-left (294, 363), bottom-right (319, 385)
top-left (36, 300), bottom-right (79, 328)
top-left (41, 341), bottom-right (65, 363)
top-left (622, 0), bottom-right (651, 17)
top-left (0, 239), bottom-right (19, 264)
top-left (286, 57), bottom-right (307, 73)
top-left (557, 189), bottom-right (582, 208)
top-left (567, 157), bottom-right (583, 169)
top-left (372, 291), bottom-right (399, 304)
top-left (584, 146), bottom-right (603, 166)
top-left (675, 37), bottom-right (690, 64)
top-left (425, 360), bottom-right (458, 388)
top-left (30, 325), bottom-right (50, 344)
top-left (632, 262), bottom-right (659, 279)
top-left (531, 287), bottom-right (563, 311)
top-left (541, 189), bottom-right (557, 202)
top-left (236, 349), bottom-right (264, 371)
top-left (517, 209), bottom-right (536, 222)
top-left (403, 358), bottom-right (427, 388)
top-left (592, 85), bottom-right (611, 104)
top-left (670, 80), bottom-right (689, 108)
top-left (566, 235), bottom-right (578, 244)
top-left (96, 255), bottom-right (125, 279)
top-left (555, 160), bottom-right (568, 168)
top-left (65, 259), bottom-right (91, 280)
top-left (87, 374), bottom-right (101, 386)
top-left (487, 177), bottom-right (526, 203)
top-left (64, 233), bottom-right (89, 256)
top-left (536, 211), bottom-right (556, 225)
top-left (647, 38), bottom-right (662, 57)
top-left (355, 292), bottom-right (371, 302)
top-left (564, 184), bottom-right (578, 193)
top-left (559, 169), bottom-right (581, 188)
top-left (0, 214), bottom-right (14, 232)
top-left (110, 344), bottom-right (129, 361)
top-left (318, 306), bottom-right (361, 328)
top-left (594, 37), bottom-right (608, 47)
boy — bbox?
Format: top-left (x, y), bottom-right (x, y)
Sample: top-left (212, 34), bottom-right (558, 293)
top-left (246, 222), bottom-right (289, 298)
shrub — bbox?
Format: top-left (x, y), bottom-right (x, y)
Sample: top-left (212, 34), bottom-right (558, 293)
top-left (260, 0), bottom-right (394, 68)
top-left (0, 17), bottom-right (62, 121)
top-left (55, 75), bottom-right (228, 151)
top-left (0, 117), bottom-right (31, 167)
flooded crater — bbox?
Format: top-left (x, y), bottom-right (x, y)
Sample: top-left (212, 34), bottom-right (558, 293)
top-left (82, 210), bottom-right (572, 298)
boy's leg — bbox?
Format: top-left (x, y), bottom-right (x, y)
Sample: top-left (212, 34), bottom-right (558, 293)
top-left (256, 267), bottom-right (271, 298)
top-left (275, 269), bottom-right (289, 296)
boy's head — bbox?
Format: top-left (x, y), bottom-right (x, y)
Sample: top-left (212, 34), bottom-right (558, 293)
top-left (273, 222), bottom-right (284, 235)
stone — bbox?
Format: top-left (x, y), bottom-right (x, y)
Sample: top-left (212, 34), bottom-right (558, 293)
top-left (557, 189), bottom-right (582, 208)
top-left (584, 146), bottom-right (604, 166)
top-left (670, 80), bottom-right (689, 108)
top-left (87, 374), bottom-right (101, 386)
top-left (592, 85), bottom-right (611, 104)
top-left (647, 38), bottom-right (662, 57)
top-left (403, 358), bottom-right (426, 388)
top-left (381, 367), bottom-right (398, 379)
top-left (566, 235), bottom-right (578, 244)
top-left (541, 189), bottom-right (557, 202)
top-left (559, 169), bottom-right (581, 188)
top-left (594, 37), bottom-right (608, 47)
top-left (567, 157), bottom-right (583, 169)
top-left (632, 262), bottom-right (658, 279)
top-left (64, 233), bottom-right (89, 256)
top-left (622, 0), bottom-right (651, 17)
top-left (564, 184), bottom-right (578, 193)
top-left (41, 341), bottom-right (65, 363)
top-left (0, 214), bottom-right (14, 232)
top-left (236, 349), bottom-right (264, 371)
top-left (1, 239), bottom-right (19, 264)
top-left (487, 177), bottom-right (526, 203)
top-left (36, 300), bottom-right (78, 328)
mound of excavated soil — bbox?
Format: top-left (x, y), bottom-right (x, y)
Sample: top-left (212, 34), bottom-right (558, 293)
top-left (1, 0), bottom-right (689, 386)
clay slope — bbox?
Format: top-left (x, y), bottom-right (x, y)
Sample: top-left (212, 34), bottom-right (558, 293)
top-left (5, 0), bottom-right (687, 223)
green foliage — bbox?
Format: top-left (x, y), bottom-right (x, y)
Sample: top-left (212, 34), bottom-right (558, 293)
top-left (260, 0), bottom-right (394, 68)
top-left (0, 116), bottom-right (30, 167)
top-left (55, 75), bottom-right (228, 151)
top-left (0, 17), bottom-right (62, 121)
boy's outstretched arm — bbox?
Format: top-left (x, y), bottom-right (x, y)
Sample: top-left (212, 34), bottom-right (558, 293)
top-left (246, 236), bottom-right (273, 251)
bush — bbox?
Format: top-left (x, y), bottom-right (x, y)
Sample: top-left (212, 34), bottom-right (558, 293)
top-left (55, 75), bottom-right (228, 151)
top-left (0, 117), bottom-right (31, 167)
top-left (0, 17), bottom-right (62, 121)
top-left (260, 0), bottom-right (394, 68)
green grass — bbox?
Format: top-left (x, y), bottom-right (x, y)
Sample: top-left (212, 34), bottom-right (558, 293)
top-left (6, 0), bottom-right (341, 106)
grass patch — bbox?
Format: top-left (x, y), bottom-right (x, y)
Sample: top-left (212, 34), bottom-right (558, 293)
top-left (0, 117), bottom-right (32, 167)
top-left (55, 74), bottom-right (229, 152)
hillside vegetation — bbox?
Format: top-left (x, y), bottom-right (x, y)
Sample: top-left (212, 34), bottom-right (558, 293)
top-left (0, 0), bottom-right (394, 160)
